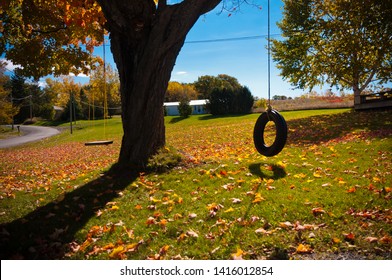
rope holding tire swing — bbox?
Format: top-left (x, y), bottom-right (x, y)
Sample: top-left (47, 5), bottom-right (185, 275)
top-left (253, 0), bottom-right (287, 157)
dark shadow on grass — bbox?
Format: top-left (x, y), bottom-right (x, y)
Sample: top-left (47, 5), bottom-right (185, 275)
top-left (248, 163), bottom-right (287, 180)
top-left (169, 116), bottom-right (188, 124)
top-left (0, 163), bottom-right (138, 259)
top-left (286, 109), bottom-right (392, 146)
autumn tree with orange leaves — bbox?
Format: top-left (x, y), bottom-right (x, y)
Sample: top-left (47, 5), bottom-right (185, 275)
top-left (0, 0), bottom-right (257, 169)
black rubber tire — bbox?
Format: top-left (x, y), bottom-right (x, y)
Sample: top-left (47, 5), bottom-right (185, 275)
top-left (253, 109), bottom-right (287, 157)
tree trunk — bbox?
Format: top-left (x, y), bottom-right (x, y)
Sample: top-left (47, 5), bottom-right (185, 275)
top-left (98, 0), bottom-right (221, 169)
top-left (353, 82), bottom-right (361, 107)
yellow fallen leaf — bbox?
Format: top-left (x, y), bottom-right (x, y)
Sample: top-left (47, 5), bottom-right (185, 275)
top-left (224, 207), bottom-right (235, 213)
top-left (313, 172), bottom-right (322, 178)
top-left (231, 248), bottom-right (244, 260)
top-left (109, 245), bottom-right (125, 259)
top-left (373, 177), bottom-right (380, 182)
top-left (177, 233), bottom-right (187, 241)
top-left (80, 237), bottom-right (93, 252)
top-left (296, 243), bottom-right (313, 254)
top-left (279, 221), bottom-right (293, 229)
top-left (252, 193), bottom-right (265, 203)
top-left (110, 205), bottom-right (119, 211)
top-left (294, 173), bottom-right (307, 179)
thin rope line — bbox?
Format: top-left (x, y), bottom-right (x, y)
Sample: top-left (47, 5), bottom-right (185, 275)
top-left (267, 0), bottom-right (271, 108)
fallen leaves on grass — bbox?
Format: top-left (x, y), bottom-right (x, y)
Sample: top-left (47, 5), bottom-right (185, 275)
top-left (296, 244), bottom-right (313, 254)
top-left (0, 143), bottom-right (118, 198)
top-left (231, 248), bottom-right (245, 260)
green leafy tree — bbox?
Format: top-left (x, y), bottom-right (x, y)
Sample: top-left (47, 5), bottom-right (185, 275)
top-left (60, 89), bottom-right (84, 122)
top-left (272, 0), bottom-right (392, 105)
top-left (233, 86), bottom-right (254, 114)
top-left (194, 74), bottom-right (242, 99)
top-left (208, 87), bottom-right (233, 115)
top-left (178, 97), bottom-right (192, 118)
top-left (87, 63), bottom-right (120, 118)
top-left (207, 85), bottom-right (254, 115)
top-left (0, 62), bottom-right (17, 124)
top-left (7, 74), bottom-right (32, 123)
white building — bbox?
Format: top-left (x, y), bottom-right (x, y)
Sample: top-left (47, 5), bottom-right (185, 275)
top-left (164, 99), bottom-right (208, 116)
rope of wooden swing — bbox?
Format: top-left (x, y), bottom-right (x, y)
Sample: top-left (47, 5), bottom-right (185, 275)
top-left (103, 32), bottom-right (107, 140)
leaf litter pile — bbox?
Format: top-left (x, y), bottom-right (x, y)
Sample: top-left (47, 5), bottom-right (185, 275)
top-left (0, 109), bottom-right (391, 259)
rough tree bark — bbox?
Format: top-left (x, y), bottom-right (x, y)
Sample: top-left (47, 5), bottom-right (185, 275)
top-left (97, 0), bottom-right (221, 169)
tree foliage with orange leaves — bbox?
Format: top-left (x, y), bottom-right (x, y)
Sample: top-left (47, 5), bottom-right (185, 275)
top-left (0, 0), bottom-right (105, 79)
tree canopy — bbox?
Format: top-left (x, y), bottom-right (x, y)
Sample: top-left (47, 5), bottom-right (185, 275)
top-left (165, 81), bottom-right (197, 102)
top-left (0, 0), bottom-right (105, 80)
top-left (271, 0), bottom-right (392, 98)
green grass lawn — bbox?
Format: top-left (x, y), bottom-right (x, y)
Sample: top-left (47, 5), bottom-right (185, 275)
top-left (0, 108), bottom-right (391, 260)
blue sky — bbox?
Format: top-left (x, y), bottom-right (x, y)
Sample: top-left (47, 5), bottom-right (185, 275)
top-left (172, 0), bottom-right (298, 99)
top-left (90, 0), bottom-right (309, 99)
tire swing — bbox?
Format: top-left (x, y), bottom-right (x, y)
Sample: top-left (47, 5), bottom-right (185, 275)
top-left (253, 0), bottom-right (287, 157)
top-left (253, 108), bottom-right (287, 157)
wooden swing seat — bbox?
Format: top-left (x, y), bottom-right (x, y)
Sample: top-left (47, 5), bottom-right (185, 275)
top-left (85, 140), bottom-right (113, 146)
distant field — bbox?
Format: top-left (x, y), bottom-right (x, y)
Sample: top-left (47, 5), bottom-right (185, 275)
top-left (254, 96), bottom-right (354, 113)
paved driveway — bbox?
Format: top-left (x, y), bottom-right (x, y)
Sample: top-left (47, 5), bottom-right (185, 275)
top-left (0, 125), bottom-right (60, 149)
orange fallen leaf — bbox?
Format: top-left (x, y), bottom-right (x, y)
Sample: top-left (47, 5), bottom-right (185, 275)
top-left (146, 217), bottom-right (156, 225)
top-left (312, 207), bottom-right (326, 215)
top-left (346, 187), bottom-right (356, 193)
top-left (159, 245), bottom-right (170, 255)
top-left (379, 235), bottom-right (392, 244)
top-left (332, 237), bottom-right (341, 244)
top-left (177, 233), bottom-right (187, 242)
top-left (343, 232), bottom-right (355, 242)
top-left (296, 244), bottom-right (313, 254)
top-left (159, 219), bottom-right (168, 227)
